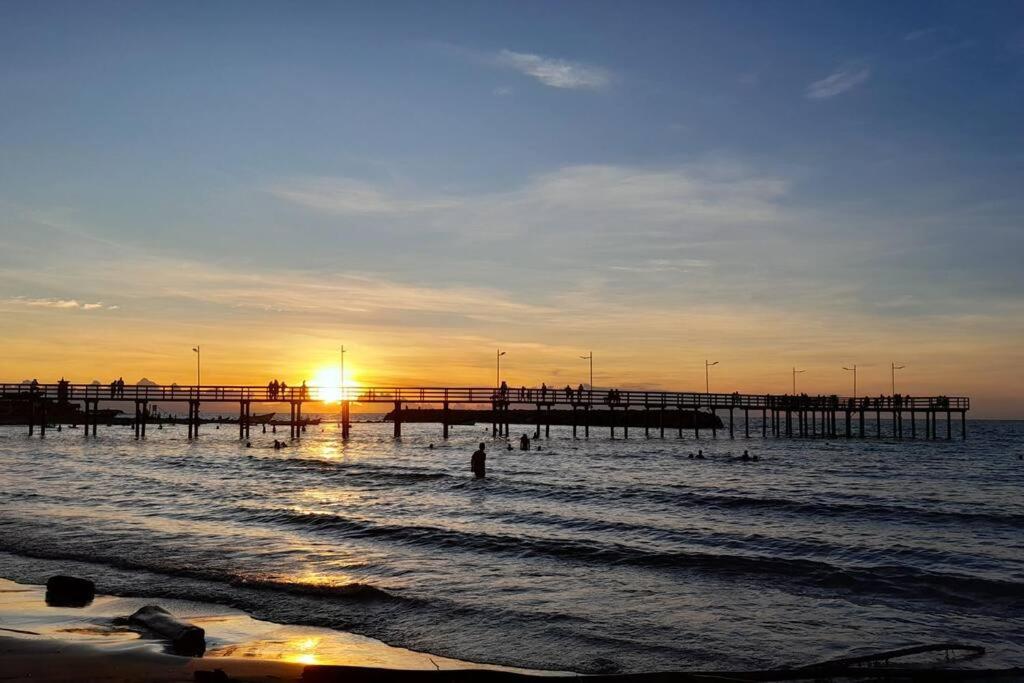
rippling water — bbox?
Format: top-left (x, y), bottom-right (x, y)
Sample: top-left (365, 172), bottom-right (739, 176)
top-left (1, 418), bottom-right (1022, 672)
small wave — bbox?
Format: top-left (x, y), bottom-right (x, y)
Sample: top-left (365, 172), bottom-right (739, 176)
top-left (229, 576), bottom-right (397, 601)
top-left (241, 507), bottom-right (1024, 607)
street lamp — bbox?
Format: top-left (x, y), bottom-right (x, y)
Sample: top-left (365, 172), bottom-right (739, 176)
top-left (843, 365), bottom-right (857, 397)
top-left (792, 367), bottom-right (805, 395)
top-left (192, 346), bottom-right (201, 387)
top-left (891, 362), bottom-right (906, 395)
top-left (579, 352), bottom-right (593, 396)
top-left (705, 360), bottom-right (718, 397)
top-left (496, 349), bottom-right (506, 388)
top-left (340, 345), bottom-right (346, 399)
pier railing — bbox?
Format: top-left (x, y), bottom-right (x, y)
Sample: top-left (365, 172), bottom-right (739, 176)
top-left (0, 383), bottom-right (969, 411)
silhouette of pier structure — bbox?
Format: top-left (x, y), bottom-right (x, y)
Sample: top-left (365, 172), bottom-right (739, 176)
top-left (2, 382), bottom-right (969, 441)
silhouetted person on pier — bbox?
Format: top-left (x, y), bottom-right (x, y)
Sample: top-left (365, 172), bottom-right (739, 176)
top-left (520, 433), bottom-right (530, 451)
top-left (281, 381), bottom-right (288, 397)
top-left (471, 443), bottom-right (486, 479)
top-left (109, 380), bottom-right (117, 398)
top-left (301, 381), bottom-right (308, 399)
top-left (519, 386), bottom-right (526, 401)
top-left (541, 383), bottom-right (548, 401)
top-left (500, 381), bottom-right (508, 398)
top-left (117, 377), bottom-right (125, 398)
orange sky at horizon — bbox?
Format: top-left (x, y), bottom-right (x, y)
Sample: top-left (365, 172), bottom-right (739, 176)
top-left (2, 285), bottom-right (1021, 418)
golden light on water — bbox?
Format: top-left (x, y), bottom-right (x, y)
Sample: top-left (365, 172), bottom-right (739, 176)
top-left (285, 636), bottom-right (322, 665)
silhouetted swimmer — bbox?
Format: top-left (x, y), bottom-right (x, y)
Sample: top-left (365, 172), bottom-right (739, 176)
top-left (536, 445), bottom-right (542, 452)
top-left (471, 443), bottom-right (486, 478)
top-left (688, 453), bottom-right (694, 459)
top-left (245, 441), bottom-right (251, 448)
top-left (520, 433), bottom-right (530, 451)
top-left (507, 443), bottom-right (513, 451)
top-left (753, 455), bottom-right (760, 462)
top-left (696, 450), bottom-right (705, 460)
top-left (741, 450), bottom-right (750, 461)
top-left (428, 443), bottom-right (434, 449)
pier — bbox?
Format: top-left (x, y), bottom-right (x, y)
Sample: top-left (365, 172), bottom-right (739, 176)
top-left (1, 382), bottom-right (969, 441)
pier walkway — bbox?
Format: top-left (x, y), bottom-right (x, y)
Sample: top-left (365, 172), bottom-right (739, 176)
top-left (1, 382), bottom-right (969, 441)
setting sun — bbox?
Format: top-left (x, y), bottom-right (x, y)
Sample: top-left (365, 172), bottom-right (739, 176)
top-left (310, 366), bottom-right (360, 403)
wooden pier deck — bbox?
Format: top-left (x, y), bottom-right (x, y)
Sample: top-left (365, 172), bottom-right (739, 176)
top-left (1, 382), bottom-right (969, 441)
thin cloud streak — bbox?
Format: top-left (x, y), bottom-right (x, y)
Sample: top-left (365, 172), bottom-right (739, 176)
top-left (806, 64), bottom-right (871, 99)
top-left (3, 297), bottom-right (117, 311)
top-left (495, 49), bottom-right (612, 90)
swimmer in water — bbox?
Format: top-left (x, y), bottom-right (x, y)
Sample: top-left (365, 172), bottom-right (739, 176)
top-left (741, 449), bottom-right (750, 461)
top-left (696, 450), bottom-right (705, 460)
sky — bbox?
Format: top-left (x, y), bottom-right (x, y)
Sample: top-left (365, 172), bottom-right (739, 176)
top-left (1, 1), bottom-right (1023, 417)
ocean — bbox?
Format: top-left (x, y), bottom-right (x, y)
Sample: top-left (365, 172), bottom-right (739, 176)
top-left (1, 418), bottom-right (1021, 673)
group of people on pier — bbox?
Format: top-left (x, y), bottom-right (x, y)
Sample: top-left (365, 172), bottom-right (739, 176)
top-left (496, 381), bottom-right (599, 404)
top-left (265, 379), bottom-right (307, 400)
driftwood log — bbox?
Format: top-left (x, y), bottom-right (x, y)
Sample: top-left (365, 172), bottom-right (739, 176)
top-left (127, 605), bottom-right (205, 655)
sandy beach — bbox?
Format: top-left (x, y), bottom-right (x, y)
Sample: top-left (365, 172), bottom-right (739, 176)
top-left (0, 577), bottom-right (558, 682)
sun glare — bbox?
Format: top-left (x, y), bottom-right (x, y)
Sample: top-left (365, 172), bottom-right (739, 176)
top-left (310, 366), bottom-right (360, 403)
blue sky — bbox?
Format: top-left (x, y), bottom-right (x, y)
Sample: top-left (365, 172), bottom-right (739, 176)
top-left (1, 1), bottom-right (1023, 414)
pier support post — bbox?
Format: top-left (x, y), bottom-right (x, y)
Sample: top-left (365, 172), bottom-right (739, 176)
top-left (711, 408), bottom-right (717, 439)
top-left (534, 405), bottom-right (541, 439)
top-left (296, 401), bottom-right (303, 436)
top-left (83, 400), bottom-right (90, 438)
top-left (239, 402), bottom-right (245, 440)
top-left (545, 406), bottom-right (550, 438)
top-left (744, 408), bottom-right (749, 438)
top-left (442, 402), bottom-right (449, 440)
top-left (609, 407), bottom-right (615, 439)
top-left (845, 411), bottom-right (851, 438)
top-left (491, 402), bottom-right (497, 437)
top-left (961, 411), bottom-right (967, 440)
top-left (946, 411), bottom-right (952, 440)
top-left (876, 408), bottom-right (882, 438)
top-left (623, 407), bottom-right (629, 439)
top-left (393, 401), bottom-right (401, 439)
top-left (911, 410), bottom-right (916, 439)
top-left (644, 407), bottom-right (649, 439)
top-left (584, 405), bottom-right (590, 438)
top-left (859, 408), bottom-right (865, 438)
top-left (729, 408), bottom-right (734, 439)
top-left (762, 407), bottom-right (767, 438)
top-left (572, 405), bottom-right (577, 439)
top-left (660, 408), bottom-right (665, 439)
top-left (342, 401), bottom-right (351, 439)
top-left (141, 402), bottom-right (147, 439)
top-left (693, 406), bottom-right (699, 439)
top-left (39, 402), bottom-right (46, 438)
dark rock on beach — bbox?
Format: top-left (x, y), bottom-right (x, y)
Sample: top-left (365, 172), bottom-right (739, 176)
top-left (45, 575), bottom-right (95, 607)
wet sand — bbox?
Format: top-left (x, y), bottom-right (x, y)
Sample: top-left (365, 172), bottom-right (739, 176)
top-left (0, 577), bottom-right (559, 682)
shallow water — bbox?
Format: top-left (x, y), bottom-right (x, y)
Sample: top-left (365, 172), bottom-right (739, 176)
top-left (1, 418), bottom-right (1022, 673)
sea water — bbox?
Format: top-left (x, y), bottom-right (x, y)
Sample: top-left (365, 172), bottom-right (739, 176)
top-left (1, 419), bottom-right (1021, 673)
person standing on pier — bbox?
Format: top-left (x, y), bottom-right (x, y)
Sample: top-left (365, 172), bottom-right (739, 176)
top-left (471, 443), bottom-right (487, 479)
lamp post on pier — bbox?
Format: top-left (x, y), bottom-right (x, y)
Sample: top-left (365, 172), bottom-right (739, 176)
top-left (891, 362), bottom-right (905, 395)
top-left (496, 349), bottom-right (506, 388)
top-left (579, 352), bottom-right (593, 398)
top-left (340, 345), bottom-right (346, 399)
top-left (705, 360), bottom-right (718, 405)
top-left (192, 346), bottom-right (201, 387)
top-left (843, 365), bottom-right (857, 398)
top-left (792, 367), bottom-right (805, 395)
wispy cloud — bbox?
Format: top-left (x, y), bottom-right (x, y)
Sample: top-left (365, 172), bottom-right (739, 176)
top-left (3, 297), bottom-right (117, 310)
top-left (495, 49), bottom-right (611, 90)
top-left (904, 27), bottom-right (940, 41)
top-left (268, 178), bottom-right (460, 215)
top-left (805, 64), bottom-right (871, 99)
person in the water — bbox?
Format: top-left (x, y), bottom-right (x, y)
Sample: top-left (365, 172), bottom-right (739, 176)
top-left (741, 450), bottom-right (750, 461)
top-left (519, 433), bottom-right (530, 451)
top-left (696, 450), bottom-right (705, 459)
top-left (471, 442), bottom-right (487, 478)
